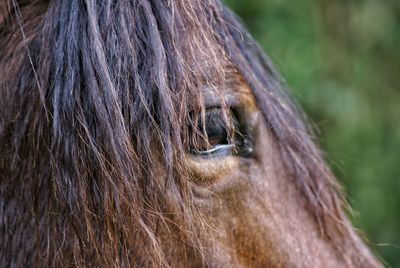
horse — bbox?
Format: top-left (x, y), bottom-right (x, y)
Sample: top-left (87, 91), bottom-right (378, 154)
top-left (0, 0), bottom-right (382, 267)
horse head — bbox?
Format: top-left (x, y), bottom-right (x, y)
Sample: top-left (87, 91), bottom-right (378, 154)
top-left (0, 0), bottom-right (382, 267)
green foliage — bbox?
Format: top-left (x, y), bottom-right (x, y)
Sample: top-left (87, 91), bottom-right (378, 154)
top-left (225, 0), bottom-right (400, 266)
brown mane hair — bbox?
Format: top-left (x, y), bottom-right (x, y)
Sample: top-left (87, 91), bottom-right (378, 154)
top-left (0, 0), bottom-right (375, 266)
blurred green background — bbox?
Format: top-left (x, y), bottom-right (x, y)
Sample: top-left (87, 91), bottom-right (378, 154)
top-left (225, 0), bottom-right (400, 266)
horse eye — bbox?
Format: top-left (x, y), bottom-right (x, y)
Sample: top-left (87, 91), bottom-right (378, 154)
top-left (190, 108), bottom-right (236, 157)
top-left (189, 107), bottom-right (254, 158)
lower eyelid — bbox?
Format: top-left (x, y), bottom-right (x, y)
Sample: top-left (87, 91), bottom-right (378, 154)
top-left (193, 144), bottom-right (235, 157)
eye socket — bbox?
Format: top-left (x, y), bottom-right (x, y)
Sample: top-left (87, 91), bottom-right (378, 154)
top-left (189, 107), bottom-right (253, 158)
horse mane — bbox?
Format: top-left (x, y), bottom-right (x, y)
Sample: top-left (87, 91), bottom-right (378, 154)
top-left (0, 0), bottom-right (375, 266)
